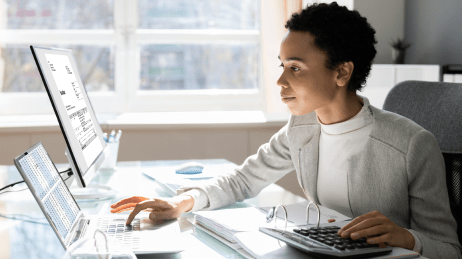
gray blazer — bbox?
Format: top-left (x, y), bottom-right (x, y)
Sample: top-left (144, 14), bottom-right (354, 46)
top-left (179, 104), bottom-right (461, 258)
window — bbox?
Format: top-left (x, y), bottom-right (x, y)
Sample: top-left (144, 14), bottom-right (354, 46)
top-left (0, 0), bottom-right (263, 115)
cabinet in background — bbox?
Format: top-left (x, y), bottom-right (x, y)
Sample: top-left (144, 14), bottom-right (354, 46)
top-left (361, 65), bottom-right (440, 108)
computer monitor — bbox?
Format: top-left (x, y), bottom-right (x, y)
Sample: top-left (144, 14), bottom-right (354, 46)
top-left (30, 45), bottom-right (115, 199)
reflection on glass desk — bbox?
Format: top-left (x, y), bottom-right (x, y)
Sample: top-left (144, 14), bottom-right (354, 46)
top-left (0, 159), bottom-right (306, 259)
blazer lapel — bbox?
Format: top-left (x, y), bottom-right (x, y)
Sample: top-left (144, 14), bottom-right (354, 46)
top-left (289, 112), bottom-right (322, 204)
top-left (298, 128), bottom-right (321, 204)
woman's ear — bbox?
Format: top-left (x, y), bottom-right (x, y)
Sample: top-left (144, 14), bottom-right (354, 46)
top-left (336, 61), bottom-right (354, 88)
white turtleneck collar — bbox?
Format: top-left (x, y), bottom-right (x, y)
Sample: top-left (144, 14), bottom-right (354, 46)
top-left (316, 96), bottom-right (373, 135)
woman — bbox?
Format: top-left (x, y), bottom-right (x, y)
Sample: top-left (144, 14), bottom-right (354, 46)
top-left (111, 3), bottom-right (461, 258)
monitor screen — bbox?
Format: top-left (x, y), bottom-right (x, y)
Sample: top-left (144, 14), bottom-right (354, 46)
top-left (30, 46), bottom-right (107, 188)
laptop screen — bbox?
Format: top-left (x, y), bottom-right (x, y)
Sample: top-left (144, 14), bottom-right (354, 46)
top-left (14, 142), bottom-right (81, 242)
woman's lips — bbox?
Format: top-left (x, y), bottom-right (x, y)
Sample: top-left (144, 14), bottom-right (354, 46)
top-left (281, 97), bottom-right (296, 103)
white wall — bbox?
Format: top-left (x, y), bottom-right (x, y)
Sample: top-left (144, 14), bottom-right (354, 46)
top-left (0, 123), bottom-right (305, 198)
top-left (354, 0), bottom-right (405, 64)
top-left (301, 0), bottom-right (406, 64)
top-left (405, 0), bottom-right (462, 65)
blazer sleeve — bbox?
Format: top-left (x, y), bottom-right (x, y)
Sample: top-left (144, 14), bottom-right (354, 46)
top-left (177, 118), bottom-right (295, 211)
top-left (406, 130), bottom-right (462, 258)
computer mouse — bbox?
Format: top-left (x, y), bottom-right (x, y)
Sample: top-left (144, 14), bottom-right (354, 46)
top-left (175, 162), bottom-right (205, 174)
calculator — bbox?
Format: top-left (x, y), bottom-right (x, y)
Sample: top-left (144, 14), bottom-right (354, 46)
top-left (259, 225), bottom-right (393, 258)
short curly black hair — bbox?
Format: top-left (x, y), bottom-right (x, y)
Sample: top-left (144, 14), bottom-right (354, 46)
top-left (285, 2), bottom-right (377, 92)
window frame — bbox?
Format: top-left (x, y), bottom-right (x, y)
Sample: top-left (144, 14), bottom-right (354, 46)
top-left (0, 0), bottom-right (265, 115)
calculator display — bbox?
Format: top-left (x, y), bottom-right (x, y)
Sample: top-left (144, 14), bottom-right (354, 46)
top-left (17, 144), bottom-right (80, 239)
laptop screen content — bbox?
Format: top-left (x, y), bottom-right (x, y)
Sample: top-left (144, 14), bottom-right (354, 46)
top-left (15, 143), bottom-right (80, 240)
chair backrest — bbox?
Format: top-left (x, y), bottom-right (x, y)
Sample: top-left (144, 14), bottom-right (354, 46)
top-left (382, 80), bottom-right (462, 243)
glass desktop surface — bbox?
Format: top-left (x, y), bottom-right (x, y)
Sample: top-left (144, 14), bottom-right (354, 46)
top-left (0, 159), bottom-right (305, 259)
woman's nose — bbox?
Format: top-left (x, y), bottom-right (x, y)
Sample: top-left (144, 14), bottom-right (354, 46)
top-left (277, 71), bottom-right (289, 89)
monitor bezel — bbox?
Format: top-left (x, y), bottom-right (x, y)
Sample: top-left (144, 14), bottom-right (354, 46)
top-left (30, 45), bottom-right (107, 188)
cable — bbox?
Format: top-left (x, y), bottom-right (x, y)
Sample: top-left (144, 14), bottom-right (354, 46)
top-left (0, 213), bottom-right (48, 225)
top-left (0, 173), bottom-right (74, 225)
top-left (61, 174), bottom-right (72, 182)
top-left (0, 187), bottom-right (29, 194)
top-left (0, 168), bottom-right (73, 194)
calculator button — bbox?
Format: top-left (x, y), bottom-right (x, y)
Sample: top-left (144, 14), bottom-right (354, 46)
top-left (334, 245), bottom-right (346, 250)
top-left (346, 244), bottom-right (355, 249)
top-left (308, 230), bottom-right (318, 235)
top-left (333, 240), bottom-right (344, 245)
top-left (293, 229), bottom-right (301, 233)
top-left (323, 240), bottom-right (334, 246)
top-left (354, 243), bottom-right (366, 249)
top-left (310, 227), bottom-right (322, 230)
top-left (325, 226), bottom-right (341, 229)
top-left (299, 231), bottom-right (310, 236)
top-left (316, 237), bottom-right (326, 242)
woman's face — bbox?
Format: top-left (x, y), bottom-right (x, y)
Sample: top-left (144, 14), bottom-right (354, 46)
top-left (277, 30), bottom-right (340, 115)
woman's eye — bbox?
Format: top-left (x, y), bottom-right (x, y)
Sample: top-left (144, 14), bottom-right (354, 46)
top-left (292, 67), bottom-right (300, 72)
top-left (279, 63), bottom-right (284, 68)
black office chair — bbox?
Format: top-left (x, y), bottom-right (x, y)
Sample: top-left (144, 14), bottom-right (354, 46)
top-left (382, 80), bottom-right (462, 244)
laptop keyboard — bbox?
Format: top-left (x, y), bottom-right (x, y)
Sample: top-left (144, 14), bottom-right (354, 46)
top-left (96, 218), bottom-right (141, 250)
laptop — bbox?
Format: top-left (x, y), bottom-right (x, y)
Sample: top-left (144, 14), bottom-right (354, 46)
top-left (14, 142), bottom-right (184, 255)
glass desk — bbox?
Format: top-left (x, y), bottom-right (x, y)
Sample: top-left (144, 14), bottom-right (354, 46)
top-left (0, 159), bottom-right (306, 259)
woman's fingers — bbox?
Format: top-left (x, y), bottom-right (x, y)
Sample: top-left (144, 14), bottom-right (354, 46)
top-left (110, 203), bottom-right (138, 213)
top-left (346, 224), bottom-right (389, 240)
top-left (149, 208), bottom-right (181, 221)
top-left (125, 200), bottom-right (168, 225)
top-left (111, 197), bottom-right (180, 225)
top-left (338, 210), bottom-right (382, 235)
top-left (340, 217), bottom-right (386, 239)
top-left (110, 196), bottom-right (149, 209)
top-left (112, 207), bottom-right (135, 213)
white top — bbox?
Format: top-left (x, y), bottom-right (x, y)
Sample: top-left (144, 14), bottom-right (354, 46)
top-left (316, 97), bottom-right (374, 218)
top-left (181, 96), bottom-right (375, 215)
top-left (179, 96), bottom-right (422, 253)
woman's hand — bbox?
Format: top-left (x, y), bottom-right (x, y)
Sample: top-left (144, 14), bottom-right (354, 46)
top-left (337, 210), bottom-right (415, 250)
top-left (110, 195), bottom-right (195, 225)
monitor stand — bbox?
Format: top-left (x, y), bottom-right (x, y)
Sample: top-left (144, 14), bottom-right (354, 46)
top-left (69, 183), bottom-right (118, 200)
top-left (65, 146), bottom-right (118, 200)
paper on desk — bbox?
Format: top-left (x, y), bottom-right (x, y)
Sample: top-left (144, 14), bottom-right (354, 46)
top-left (234, 231), bottom-right (286, 258)
top-left (194, 200), bottom-right (351, 232)
top-left (194, 223), bottom-right (255, 259)
top-left (143, 163), bottom-right (236, 190)
top-left (145, 163), bottom-right (235, 179)
top-left (194, 207), bottom-right (297, 232)
top-left (259, 200), bottom-right (352, 226)
top-left (193, 202), bottom-right (351, 259)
